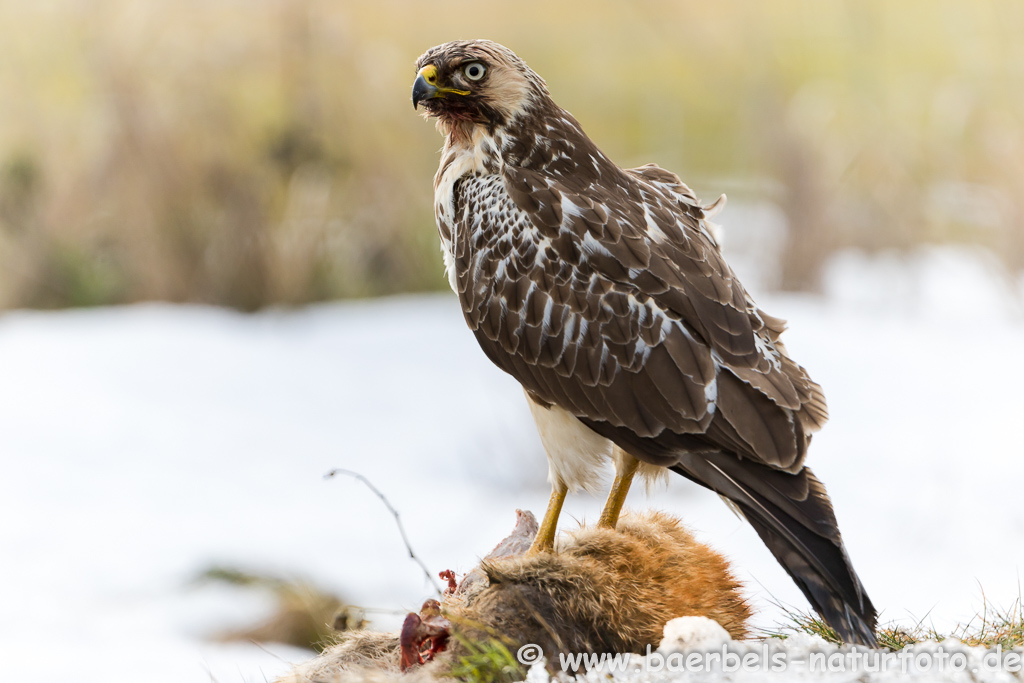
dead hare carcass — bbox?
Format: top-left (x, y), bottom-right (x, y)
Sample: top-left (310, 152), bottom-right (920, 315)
top-left (277, 510), bottom-right (750, 682)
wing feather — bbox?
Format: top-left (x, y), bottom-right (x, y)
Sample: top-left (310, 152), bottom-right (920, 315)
top-left (452, 156), bottom-right (825, 469)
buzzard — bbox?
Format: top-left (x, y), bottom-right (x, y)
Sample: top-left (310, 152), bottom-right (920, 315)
top-left (412, 39), bottom-right (877, 646)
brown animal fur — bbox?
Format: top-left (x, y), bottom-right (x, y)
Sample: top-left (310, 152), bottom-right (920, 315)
top-left (275, 630), bottom-right (428, 683)
top-left (276, 510), bottom-right (750, 682)
top-left (449, 510), bottom-right (749, 658)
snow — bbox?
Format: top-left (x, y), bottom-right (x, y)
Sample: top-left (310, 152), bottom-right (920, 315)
top-left (1, 246), bottom-right (1022, 682)
top-left (659, 617), bottom-right (733, 652)
top-left (526, 626), bottom-right (1023, 681)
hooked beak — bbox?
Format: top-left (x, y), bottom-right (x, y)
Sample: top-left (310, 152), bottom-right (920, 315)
top-left (412, 64), bottom-right (470, 110)
top-left (412, 71), bottom-right (436, 110)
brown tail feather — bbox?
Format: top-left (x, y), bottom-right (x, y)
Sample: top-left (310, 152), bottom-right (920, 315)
top-left (580, 417), bottom-right (877, 646)
top-left (670, 455), bottom-right (877, 646)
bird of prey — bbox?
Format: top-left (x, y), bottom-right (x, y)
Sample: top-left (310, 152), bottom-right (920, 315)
top-left (412, 39), bottom-right (877, 646)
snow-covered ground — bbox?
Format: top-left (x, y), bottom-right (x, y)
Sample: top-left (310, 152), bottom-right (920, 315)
top-left (1, 246), bottom-right (1022, 682)
top-left (523, 616), bottom-right (1023, 682)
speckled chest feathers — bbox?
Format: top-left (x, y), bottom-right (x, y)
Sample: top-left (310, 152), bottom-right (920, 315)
top-left (431, 97), bottom-right (827, 467)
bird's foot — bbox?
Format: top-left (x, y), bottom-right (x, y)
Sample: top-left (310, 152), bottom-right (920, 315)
top-left (598, 450), bottom-right (640, 528)
top-left (527, 482), bottom-right (567, 555)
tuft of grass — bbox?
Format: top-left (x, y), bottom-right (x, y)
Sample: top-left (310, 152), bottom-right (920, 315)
top-left (444, 634), bottom-right (525, 683)
top-left (875, 625), bottom-right (929, 651)
top-left (763, 596), bottom-right (1024, 651)
top-left (196, 565), bottom-right (364, 652)
top-left (761, 603), bottom-right (845, 646)
top-left (943, 597), bottom-right (1024, 650)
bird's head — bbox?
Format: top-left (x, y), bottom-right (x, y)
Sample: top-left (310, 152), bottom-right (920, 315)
top-left (412, 40), bottom-right (549, 135)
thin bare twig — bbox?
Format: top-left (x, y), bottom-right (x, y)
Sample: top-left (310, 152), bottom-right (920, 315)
top-left (324, 468), bottom-right (442, 596)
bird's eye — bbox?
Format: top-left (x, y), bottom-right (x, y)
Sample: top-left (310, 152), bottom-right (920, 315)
top-left (463, 62), bottom-right (486, 81)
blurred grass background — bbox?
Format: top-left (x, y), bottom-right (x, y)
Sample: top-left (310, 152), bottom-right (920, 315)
top-left (1, 0), bottom-right (1022, 310)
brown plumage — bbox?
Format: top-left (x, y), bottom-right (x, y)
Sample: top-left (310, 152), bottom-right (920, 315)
top-left (412, 39), bottom-right (876, 645)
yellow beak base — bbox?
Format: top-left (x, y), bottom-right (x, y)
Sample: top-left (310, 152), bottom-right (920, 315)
top-left (412, 65), bottom-right (470, 109)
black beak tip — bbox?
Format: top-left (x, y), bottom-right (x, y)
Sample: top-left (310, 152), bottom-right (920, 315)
top-left (412, 74), bottom-right (433, 111)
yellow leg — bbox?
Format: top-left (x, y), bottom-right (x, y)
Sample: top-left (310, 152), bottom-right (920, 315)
top-left (598, 451), bottom-right (640, 528)
top-left (527, 481), bottom-right (568, 555)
